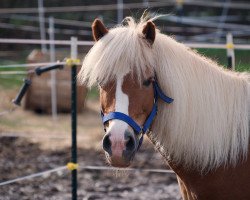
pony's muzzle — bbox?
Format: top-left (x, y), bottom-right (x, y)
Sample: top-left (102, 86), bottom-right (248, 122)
top-left (102, 130), bottom-right (137, 167)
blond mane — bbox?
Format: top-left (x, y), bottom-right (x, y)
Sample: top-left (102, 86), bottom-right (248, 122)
top-left (78, 16), bottom-right (250, 172)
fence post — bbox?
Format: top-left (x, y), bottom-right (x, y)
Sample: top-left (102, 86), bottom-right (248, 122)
top-left (226, 33), bottom-right (235, 70)
top-left (38, 0), bottom-right (47, 53)
top-left (176, 0), bottom-right (184, 17)
top-left (117, 0), bottom-right (123, 23)
top-left (143, 0), bottom-right (149, 7)
top-left (70, 37), bottom-right (78, 200)
top-left (49, 16), bottom-right (57, 120)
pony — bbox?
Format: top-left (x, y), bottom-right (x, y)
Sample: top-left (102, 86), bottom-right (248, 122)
top-left (78, 16), bottom-right (250, 200)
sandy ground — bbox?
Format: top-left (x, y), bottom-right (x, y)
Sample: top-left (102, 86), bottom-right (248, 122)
top-left (0, 88), bottom-right (103, 150)
top-left (0, 89), bottom-right (181, 200)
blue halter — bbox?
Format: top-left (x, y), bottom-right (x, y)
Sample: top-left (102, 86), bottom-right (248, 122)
top-left (101, 79), bottom-right (173, 150)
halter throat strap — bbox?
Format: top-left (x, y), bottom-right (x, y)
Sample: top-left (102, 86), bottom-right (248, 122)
top-left (101, 80), bottom-right (173, 150)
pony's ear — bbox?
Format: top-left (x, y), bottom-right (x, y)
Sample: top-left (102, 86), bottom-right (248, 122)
top-left (142, 21), bottom-right (156, 45)
top-left (92, 19), bottom-right (109, 41)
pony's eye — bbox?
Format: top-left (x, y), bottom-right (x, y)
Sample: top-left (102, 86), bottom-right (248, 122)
top-left (143, 79), bottom-right (151, 87)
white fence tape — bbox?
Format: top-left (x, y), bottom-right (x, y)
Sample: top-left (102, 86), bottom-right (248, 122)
top-left (0, 164), bottom-right (175, 186)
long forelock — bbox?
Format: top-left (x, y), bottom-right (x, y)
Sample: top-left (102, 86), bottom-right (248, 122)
top-left (78, 18), bottom-right (156, 87)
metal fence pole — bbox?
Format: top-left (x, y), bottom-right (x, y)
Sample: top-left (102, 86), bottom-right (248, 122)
top-left (38, 0), bottom-right (47, 53)
top-left (49, 16), bottom-right (57, 120)
top-left (117, 0), bottom-right (123, 23)
top-left (143, 0), bottom-right (149, 7)
top-left (70, 37), bottom-right (78, 200)
top-left (226, 33), bottom-right (235, 70)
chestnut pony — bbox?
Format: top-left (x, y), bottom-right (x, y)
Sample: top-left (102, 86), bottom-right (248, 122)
top-left (78, 16), bottom-right (250, 200)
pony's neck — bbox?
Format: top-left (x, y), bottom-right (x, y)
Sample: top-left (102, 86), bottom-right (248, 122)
top-left (151, 35), bottom-right (249, 172)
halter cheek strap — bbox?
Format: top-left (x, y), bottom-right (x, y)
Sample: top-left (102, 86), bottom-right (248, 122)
top-left (101, 80), bottom-right (173, 151)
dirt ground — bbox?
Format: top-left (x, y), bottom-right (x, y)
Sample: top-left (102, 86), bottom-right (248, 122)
top-left (0, 89), bottom-right (181, 200)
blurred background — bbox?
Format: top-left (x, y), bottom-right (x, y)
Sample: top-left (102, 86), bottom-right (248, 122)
top-left (0, 1), bottom-right (249, 199)
top-left (1, 0), bottom-right (250, 43)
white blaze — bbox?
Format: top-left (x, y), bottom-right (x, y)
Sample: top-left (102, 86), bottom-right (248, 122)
top-left (108, 76), bottom-right (129, 140)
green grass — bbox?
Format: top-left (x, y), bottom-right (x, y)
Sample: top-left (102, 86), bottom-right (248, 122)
top-left (0, 59), bottom-right (27, 89)
top-left (0, 75), bottom-right (24, 89)
top-left (196, 48), bottom-right (250, 72)
top-left (236, 64), bottom-right (250, 72)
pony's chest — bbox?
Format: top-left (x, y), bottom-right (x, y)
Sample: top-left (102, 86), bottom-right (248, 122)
top-left (174, 160), bottom-right (250, 200)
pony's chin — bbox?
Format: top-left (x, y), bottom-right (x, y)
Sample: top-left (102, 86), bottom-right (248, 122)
top-left (106, 155), bottom-right (132, 168)
top-left (110, 161), bottom-right (131, 168)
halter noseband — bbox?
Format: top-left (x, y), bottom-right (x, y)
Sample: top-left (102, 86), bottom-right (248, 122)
top-left (101, 79), bottom-right (173, 151)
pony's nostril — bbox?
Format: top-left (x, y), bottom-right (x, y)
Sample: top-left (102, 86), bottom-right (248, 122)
top-left (103, 134), bottom-right (112, 156)
top-left (124, 131), bottom-right (136, 152)
top-left (123, 131), bottom-right (137, 161)
top-left (125, 135), bottom-right (136, 151)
